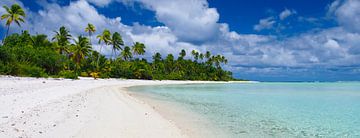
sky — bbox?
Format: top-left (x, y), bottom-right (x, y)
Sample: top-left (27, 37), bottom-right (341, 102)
top-left (0, 0), bottom-right (360, 81)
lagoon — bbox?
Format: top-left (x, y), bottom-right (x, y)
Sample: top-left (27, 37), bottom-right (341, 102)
top-left (129, 82), bottom-right (360, 137)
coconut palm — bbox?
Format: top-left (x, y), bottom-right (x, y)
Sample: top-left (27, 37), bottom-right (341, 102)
top-left (85, 23), bottom-right (96, 44)
top-left (31, 34), bottom-right (51, 48)
top-left (121, 46), bottom-right (132, 61)
top-left (191, 50), bottom-right (199, 61)
top-left (96, 29), bottom-right (111, 54)
top-left (179, 49), bottom-right (186, 59)
top-left (1, 4), bottom-right (26, 38)
top-left (96, 29), bottom-right (111, 67)
top-left (110, 32), bottom-right (124, 59)
top-left (199, 53), bottom-right (204, 61)
top-left (205, 51), bottom-right (211, 59)
top-left (153, 52), bottom-right (162, 63)
top-left (52, 26), bottom-right (72, 55)
top-left (132, 42), bottom-right (146, 58)
top-left (71, 36), bottom-right (92, 65)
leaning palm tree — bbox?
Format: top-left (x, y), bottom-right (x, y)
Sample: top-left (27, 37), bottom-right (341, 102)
top-left (121, 46), bottom-right (132, 61)
top-left (85, 23), bottom-right (96, 44)
top-left (96, 29), bottom-right (111, 67)
top-left (132, 42), bottom-right (146, 58)
top-left (52, 26), bottom-right (72, 55)
top-left (71, 36), bottom-right (92, 72)
top-left (1, 4), bottom-right (26, 38)
top-left (110, 32), bottom-right (124, 59)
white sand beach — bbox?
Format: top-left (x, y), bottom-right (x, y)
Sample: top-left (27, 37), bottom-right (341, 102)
top-left (0, 76), bottom-right (214, 138)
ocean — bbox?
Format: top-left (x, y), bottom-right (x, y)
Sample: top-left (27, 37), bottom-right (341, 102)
top-left (128, 82), bottom-right (360, 137)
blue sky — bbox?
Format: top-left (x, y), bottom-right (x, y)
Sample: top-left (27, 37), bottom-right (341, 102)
top-left (1, 0), bottom-right (360, 81)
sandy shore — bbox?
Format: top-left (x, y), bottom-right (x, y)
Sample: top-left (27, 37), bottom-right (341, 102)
top-left (0, 76), bottom-right (215, 138)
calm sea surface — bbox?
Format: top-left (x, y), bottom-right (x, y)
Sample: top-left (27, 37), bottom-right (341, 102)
top-left (129, 82), bottom-right (360, 137)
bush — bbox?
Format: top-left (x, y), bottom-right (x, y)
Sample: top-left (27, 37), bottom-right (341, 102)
top-left (17, 64), bottom-right (48, 78)
top-left (59, 70), bottom-right (78, 79)
top-left (80, 72), bottom-right (88, 77)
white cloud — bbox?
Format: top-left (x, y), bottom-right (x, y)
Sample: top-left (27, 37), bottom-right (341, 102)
top-left (253, 17), bottom-right (276, 31)
top-left (331, 0), bottom-right (360, 33)
top-left (86, 0), bottom-right (113, 7)
top-left (132, 0), bottom-right (220, 43)
top-left (279, 9), bottom-right (296, 20)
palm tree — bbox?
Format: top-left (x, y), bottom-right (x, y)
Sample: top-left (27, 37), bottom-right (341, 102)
top-left (96, 29), bottom-right (111, 67)
top-left (191, 50), bottom-right (199, 61)
top-left (121, 46), bottom-right (132, 61)
top-left (165, 54), bottom-right (174, 72)
top-left (179, 49), bottom-right (186, 59)
top-left (31, 34), bottom-right (50, 48)
top-left (85, 23), bottom-right (96, 44)
top-left (96, 29), bottom-right (111, 54)
top-left (132, 42), bottom-right (146, 58)
top-left (153, 52), bottom-right (162, 63)
top-left (71, 36), bottom-right (92, 70)
top-left (1, 4), bottom-right (26, 38)
top-left (199, 53), bottom-right (204, 61)
top-left (52, 26), bottom-right (72, 55)
top-left (205, 51), bottom-right (211, 59)
top-left (110, 32), bottom-right (124, 59)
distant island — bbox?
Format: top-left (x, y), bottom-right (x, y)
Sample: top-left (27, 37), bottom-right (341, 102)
top-left (0, 4), bottom-right (235, 81)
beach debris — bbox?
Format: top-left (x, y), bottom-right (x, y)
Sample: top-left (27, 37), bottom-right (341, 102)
top-left (145, 113), bottom-right (148, 115)
top-left (42, 81), bottom-right (46, 83)
top-left (76, 115), bottom-right (79, 117)
top-left (53, 124), bottom-right (56, 127)
top-left (2, 116), bottom-right (8, 118)
top-left (21, 111), bottom-right (24, 113)
top-left (39, 131), bottom-right (42, 134)
top-left (11, 123), bottom-right (15, 126)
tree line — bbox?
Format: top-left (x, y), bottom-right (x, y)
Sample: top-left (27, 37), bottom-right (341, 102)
top-left (0, 4), bottom-right (235, 81)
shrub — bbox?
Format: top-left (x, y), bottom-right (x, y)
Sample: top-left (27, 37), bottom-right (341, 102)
top-left (80, 72), bottom-right (88, 77)
top-left (17, 64), bottom-right (48, 78)
top-left (59, 70), bottom-right (78, 79)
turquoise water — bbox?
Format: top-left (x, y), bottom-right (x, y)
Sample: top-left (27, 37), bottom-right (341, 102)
top-left (129, 82), bottom-right (360, 137)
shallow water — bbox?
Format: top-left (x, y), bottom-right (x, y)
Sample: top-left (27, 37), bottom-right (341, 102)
top-left (129, 82), bottom-right (360, 137)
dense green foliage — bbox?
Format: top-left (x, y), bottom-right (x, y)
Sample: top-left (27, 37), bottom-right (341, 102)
top-left (0, 4), bottom-right (234, 81)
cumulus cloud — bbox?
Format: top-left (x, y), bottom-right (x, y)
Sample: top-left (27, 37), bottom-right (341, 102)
top-left (132, 0), bottom-right (220, 43)
top-left (330, 0), bottom-right (360, 33)
top-left (279, 9), bottom-right (296, 20)
top-left (253, 17), bottom-right (276, 31)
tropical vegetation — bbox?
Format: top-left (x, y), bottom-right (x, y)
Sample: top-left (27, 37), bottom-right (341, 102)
top-left (0, 4), bottom-right (235, 81)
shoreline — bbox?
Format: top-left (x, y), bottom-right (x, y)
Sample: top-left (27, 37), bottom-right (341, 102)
top-left (125, 85), bottom-right (230, 138)
top-left (0, 76), bottom-right (229, 137)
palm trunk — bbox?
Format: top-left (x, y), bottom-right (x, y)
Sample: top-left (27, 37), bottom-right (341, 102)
top-left (4, 25), bottom-right (10, 41)
top-left (96, 45), bottom-right (103, 69)
top-left (89, 32), bottom-right (92, 44)
top-left (114, 50), bottom-right (117, 60)
top-left (111, 49), bottom-right (114, 60)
